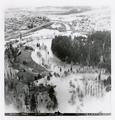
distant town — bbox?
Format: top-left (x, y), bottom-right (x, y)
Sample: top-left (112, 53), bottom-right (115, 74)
top-left (5, 6), bottom-right (111, 115)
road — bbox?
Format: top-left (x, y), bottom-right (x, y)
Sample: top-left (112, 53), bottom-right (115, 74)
top-left (5, 22), bottom-right (54, 41)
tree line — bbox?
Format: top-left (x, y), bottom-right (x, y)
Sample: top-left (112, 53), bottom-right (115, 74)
top-left (51, 31), bottom-right (111, 72)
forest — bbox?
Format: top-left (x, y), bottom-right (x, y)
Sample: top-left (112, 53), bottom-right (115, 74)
top-left (51, 31), bottom-right (111, 73)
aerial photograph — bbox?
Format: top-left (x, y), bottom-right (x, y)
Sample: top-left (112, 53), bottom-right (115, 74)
top-left (4, 6), bottom-right (111, 115)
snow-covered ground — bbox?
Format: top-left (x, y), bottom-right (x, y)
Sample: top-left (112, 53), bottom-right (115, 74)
top-left (5, 104), bottom-right (20, 113)
top-left (48, 7), bottom-right (110, 33)
top-left (5, 6), bottom-right (111, 113)
top-left (28, 27), bottom-right (111, 113)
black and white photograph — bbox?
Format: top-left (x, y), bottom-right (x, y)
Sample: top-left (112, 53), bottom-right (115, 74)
top-left (1, 0), bottom-right (114, 118)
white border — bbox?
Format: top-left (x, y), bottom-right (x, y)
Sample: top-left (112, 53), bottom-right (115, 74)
top-left (0, 0), bottom-right (115, 120)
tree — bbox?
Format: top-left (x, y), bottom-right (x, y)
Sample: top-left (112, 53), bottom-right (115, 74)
top-left (51, 31), bottom-right (111, 72)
